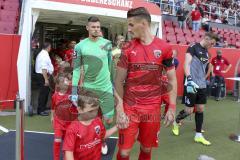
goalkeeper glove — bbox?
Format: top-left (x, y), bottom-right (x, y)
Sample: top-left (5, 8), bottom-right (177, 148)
top-left (186, 75), bottom-right (199, 94)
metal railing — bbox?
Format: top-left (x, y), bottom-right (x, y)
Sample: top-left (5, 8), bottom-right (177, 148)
top-left (146, 0), bottom-right (240, 26)
top-left (0, 95), bottom-right (25, 160)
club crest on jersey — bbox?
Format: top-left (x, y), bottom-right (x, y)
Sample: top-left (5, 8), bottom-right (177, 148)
top-left (95, 125), bottom-right (100, 135)
top-left (153, 50), bottom-right (162, 58)
top-left (73, 51), bottom-right (77, 59)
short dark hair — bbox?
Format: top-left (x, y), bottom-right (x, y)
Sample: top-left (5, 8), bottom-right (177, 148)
top-left (205, 32), bottom-right (219, 42)
top-left (87, 16), bottom-right (100, 23)
top-left (77, 88), bottom-right (99, 110)
top-left (127, 7), bottom-right (151, 24)
top-left (43, 42), bottom-right (51, 49)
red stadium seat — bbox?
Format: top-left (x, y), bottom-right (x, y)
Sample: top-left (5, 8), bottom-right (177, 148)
top-left (175, 28), bottom-right (183, 35)
top-left (164, 20), bottom-right (173, 27)
top-left (198, 30), bottom-right (205, 37)
top-left (0, 10), bottom-right (17, 22)
top-left (165, 26), bottom-right (174, 34)
top-left (172, 21), bottom-right (179, 28)
top-left (235, 30), bottom-right (240, 35)
top-left (2, 2), bottom-right (19, 11)
top-left (0, 21), bottom-right (15, 34)
top-left (225, 38), bottom-right (231, 45)
top-left (166, 32), bottom-right (175, 37)
top-left (229, 29), bottom-right (235, 34)
top-left (183, 29), bottom-right (192, 36)
top-left (211, 27), bottom-right (218, 33)
top-left (168, 39), bottom-right (177, 44)
top-left (218, 29), bottom-right (224, 35)
top-left (231, 38), bottom-right (236, 46)
top-left (178, 40), bottom-right (187, 45)
top-left (185, 36), bottom-right (195, 44)
top-left (223, 28), bottom-right (229, 33)
top-left (236, 42), bottom-right (240, 48)
top-left (166, 34), bottom-right (177, 44)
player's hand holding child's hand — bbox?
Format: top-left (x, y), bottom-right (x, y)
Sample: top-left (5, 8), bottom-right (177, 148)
top-left (164, 107), bottom-right (175, 127)
top-left (116, 108), bottom-right (129, 129)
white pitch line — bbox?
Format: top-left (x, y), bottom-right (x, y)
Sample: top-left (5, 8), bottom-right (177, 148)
top-left (0, 125), bottom-right (9, 133)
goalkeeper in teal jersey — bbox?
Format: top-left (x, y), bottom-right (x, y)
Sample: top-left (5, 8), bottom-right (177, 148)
top-left (71, 17), bottom-right (115, 154)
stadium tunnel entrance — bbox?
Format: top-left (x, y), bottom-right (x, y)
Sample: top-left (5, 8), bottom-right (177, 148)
top-left (18, 0), bottom-right (161, 112)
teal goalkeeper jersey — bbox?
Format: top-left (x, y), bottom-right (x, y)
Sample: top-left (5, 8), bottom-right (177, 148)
top-left (72, 37), bottom-right (113, 92)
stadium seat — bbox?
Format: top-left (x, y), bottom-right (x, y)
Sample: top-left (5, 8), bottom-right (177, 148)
top-left (166, 34), bottom-right (177, 44)
top-left (236, 42), bottom-right (240, 48)
top-left (223, 28), bottom-right (229, 33)
top-left (218, 29), bottom-right (224, 35)
top-left (211, 27), bottom-right (218, 33)
top-left (0, 10), bottom-right (17, 22)
top-left (186, 36), bottom-right (195, 44)
top-left (176, 35), bottom-right (186, 44)
top-left (225, 38), bottom-right (231, 45)
top-left (178, 40), bottom-right (187, 45)
top-left (172, 21), bottom-right (179, 28)
top-left (166, 32), bottom-right (175, 37)
top-left (175, 28), bottom-right (183, 35)
top-left (198, 30), bottom-right (205, 37)
top-left (165, 26), bottom-right (174, 34)
top-left (0, 21), bottom-right (15, 34)
top-left (183, 29), bottom-right (192, 36)
top-left (231, 38), bottom-right (236, 46)
top-left (2, 2), bottom-right (19, 11)
top-left (164, 20), bottom-right (173, 27)
top-left (236, 34), bottom-right (240, 40)
top-left (229, 29), bottom-right (235, 34)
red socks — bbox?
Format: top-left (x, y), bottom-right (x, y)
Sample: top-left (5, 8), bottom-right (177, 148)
top-left (53, 141), bottom-right (61, 160)
top-left (117, 151), bottom-right (129, 160)
top-left (138, 149), bottom-right (151, 160)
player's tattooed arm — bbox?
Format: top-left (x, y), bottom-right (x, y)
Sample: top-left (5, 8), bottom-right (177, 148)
top-left (165, 69), bottom-right (177, 127)
top-left (114, 67), bottom-right (129, 129)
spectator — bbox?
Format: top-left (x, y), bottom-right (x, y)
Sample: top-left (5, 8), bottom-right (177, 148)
top-left (215, 15), bottom-right (222, 23)
top-left (35, 42), bottom-right (54, 116)
top-left (201, 14), bottom-right (210, 31)
top-left (221, 16), bottom-right (228, 24)
top-left (211, 50), bottom-right (232, 101)
top-left (191, 6), bottom-right (202, 31)
top-left (176, 5), bottom-right (188, 29)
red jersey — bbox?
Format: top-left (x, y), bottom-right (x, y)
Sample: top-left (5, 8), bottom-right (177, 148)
top-left (64, 49), bottom-right (74, 65)
top-left (52, 92), bottom-right (78, 128)
top-left (191, 10), bottom-right (201, 21)
top-left (63, 118), bottom-right (106, 160)
top-left (211, 57), bottom-right (230, 76)
top-left (118, 37), bottom-right (174, 105)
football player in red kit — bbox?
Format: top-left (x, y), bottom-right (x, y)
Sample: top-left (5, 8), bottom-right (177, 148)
top-left (115, 7), bottom-right (177, 160)
top-left (63, 89), bottom-right (118, 160)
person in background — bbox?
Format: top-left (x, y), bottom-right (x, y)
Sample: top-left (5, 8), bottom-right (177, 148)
top-left (211, 50), bottom-right (232, 101)
top-left (112, 35), bottom-right (125, 80)
top-left (191, 6), bottom-right (202, 32)
top-left (64, 40), bottom-right (76, 66)
top-left (35, 42), bottom-right (54, 116)
top-left (176, 5), bottom-right (188, 29)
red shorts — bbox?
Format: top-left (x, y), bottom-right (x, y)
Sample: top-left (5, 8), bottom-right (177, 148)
top-left (118, 103), bottom-right (161, 149)
top-left (53, 117), bottom-right (71, 139)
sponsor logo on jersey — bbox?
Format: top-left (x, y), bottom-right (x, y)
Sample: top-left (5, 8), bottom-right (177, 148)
top-left (95, 125), bottom-right (100, 135)
top-left (153, 50), bottom-right (162, 58)
top-left (73, 51), bottom-right (77, 59)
